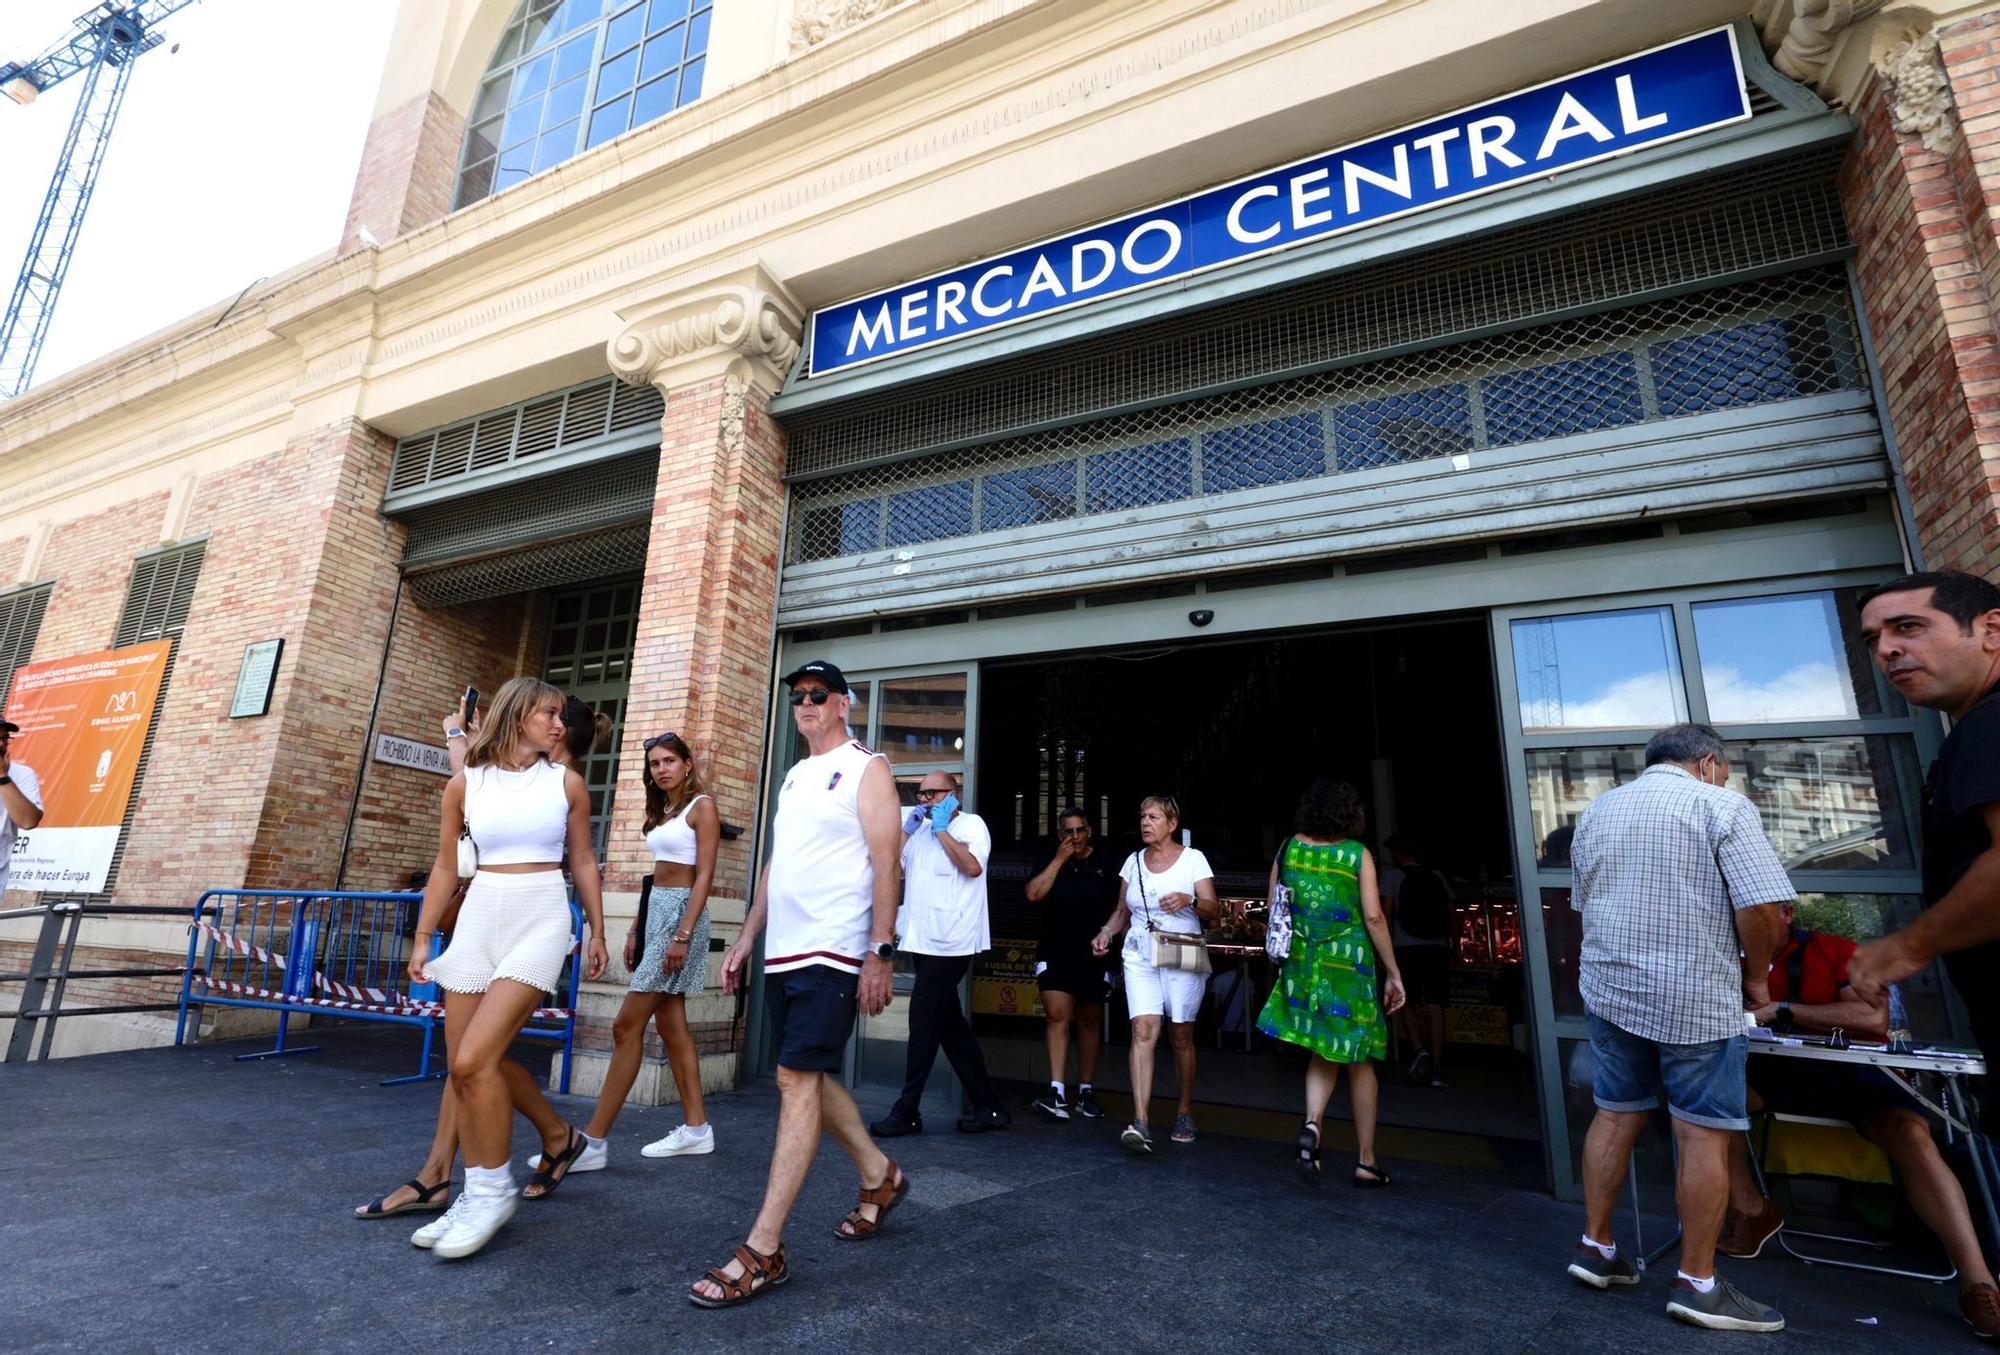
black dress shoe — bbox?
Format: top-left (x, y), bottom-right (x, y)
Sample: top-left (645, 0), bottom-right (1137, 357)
top-left (957, 1107), bottom-right (1012, 1134)
top-left (869, 1113), bottom-right (923, 1138)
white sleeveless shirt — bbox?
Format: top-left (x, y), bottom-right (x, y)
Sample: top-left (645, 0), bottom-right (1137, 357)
top-left (463, 759), bottom-right (570, 865)
top-left (646, 793), bottom-right (710, 864)
top-left (765, 740), bottom-right (886, 976)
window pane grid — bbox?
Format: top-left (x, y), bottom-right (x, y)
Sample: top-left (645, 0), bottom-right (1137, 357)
top-left (455, 0), bottom-right (712, 209)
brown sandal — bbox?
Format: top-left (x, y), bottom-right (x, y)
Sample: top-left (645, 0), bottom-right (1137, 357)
top-left (834, 1160), bottom-right (910, 1241)
top-left (688, 1242), bottom-right (790, 1308)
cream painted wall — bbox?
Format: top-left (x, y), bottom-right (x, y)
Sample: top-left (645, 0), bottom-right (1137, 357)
top-left (0, 0), bottom-right (1977, 539)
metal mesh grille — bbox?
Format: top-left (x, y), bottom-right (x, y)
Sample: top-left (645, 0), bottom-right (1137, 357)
top-left (400, 451), bottom-right (658, 571)
top-left (407, 524), bottom-right (652, 607)
top-left (387, 377), bottom-right (663, 498)
top-left (788, 265), bottom-right (1863, 564)
top-left (782, 151), bottom-right (1849, 482)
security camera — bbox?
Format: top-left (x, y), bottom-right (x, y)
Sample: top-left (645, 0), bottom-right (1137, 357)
top-left (1188, 609), bottom-right (1215, 627)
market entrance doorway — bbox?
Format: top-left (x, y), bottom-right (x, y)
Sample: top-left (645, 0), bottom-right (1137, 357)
top-left (967, 614), bottom-right (1540, 1159)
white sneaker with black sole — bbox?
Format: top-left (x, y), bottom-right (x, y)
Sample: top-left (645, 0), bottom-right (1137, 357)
top-left (642, 1123), bottom-right (715, 1158)
top-left (432, 1190), bottom-right (519, 1260)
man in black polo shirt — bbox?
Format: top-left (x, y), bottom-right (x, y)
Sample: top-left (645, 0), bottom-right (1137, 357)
top-left (1024, 806), bottom-right (1120, 1121)
top-left (1849, 571), bottom-right (2000, 1080)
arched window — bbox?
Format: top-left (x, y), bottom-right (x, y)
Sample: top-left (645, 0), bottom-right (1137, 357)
top-left (455, 0), bottom-right (713, 209)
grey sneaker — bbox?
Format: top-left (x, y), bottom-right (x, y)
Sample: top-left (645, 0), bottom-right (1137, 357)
top-left (1666, 1276), bottom-right (1784, 1332)
top-left (1566, 1243), bottom-right (1642, 1290)
top-left (1120, 1122), bottom-right (1154, 1155)
top-left (1170, 1113), bottom-right (1197, 1143)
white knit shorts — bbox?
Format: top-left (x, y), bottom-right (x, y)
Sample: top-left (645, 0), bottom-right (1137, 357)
top-left (425, 870), bottom-right (573, 997)
top-left (1122, 950), bottom-right (1207, 1023)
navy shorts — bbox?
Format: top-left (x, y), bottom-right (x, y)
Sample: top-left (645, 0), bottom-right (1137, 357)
top-left (765, 965), bottom-right (859, 1073)
top-left (1587, 1012), bottom-right (1748, 1131)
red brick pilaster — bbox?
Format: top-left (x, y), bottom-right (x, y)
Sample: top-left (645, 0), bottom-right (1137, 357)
top-left (340, 91), bottom-right (467, 253)
top-left (1842, 20), bottom-right (2000, 574)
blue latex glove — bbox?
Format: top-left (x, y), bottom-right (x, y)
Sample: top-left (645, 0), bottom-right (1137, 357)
top-left (903, 807), bottom-right (927, 836)
top-left (929, 793), bottom-right (959, 829)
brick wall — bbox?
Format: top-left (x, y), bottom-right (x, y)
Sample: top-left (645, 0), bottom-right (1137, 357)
top-left (340, 90), bottom-right (467, 254)
top-left (342, 588), bottom-right (543, 892)
top-left (606, 376), bottom-right (787, 899)
top-left (1843, 16), bottom-right (2000, 575)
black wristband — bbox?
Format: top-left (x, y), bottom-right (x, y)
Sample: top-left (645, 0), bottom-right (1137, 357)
top-left (0, 776), bottom-right (15, 786)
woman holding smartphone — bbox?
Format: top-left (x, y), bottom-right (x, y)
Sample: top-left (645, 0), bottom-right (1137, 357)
top-left (405, 677), bottom-right (608, 1260)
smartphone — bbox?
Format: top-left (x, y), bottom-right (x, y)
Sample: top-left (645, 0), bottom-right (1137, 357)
top-left (462, 685), bottom-right (479, 725)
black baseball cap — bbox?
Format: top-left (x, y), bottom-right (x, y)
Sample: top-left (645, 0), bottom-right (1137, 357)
top-left (781, 659), bottom-right (849, 694)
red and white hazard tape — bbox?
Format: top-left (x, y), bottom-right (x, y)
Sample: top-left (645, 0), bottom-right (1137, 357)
top-left (192, 973), bottom-right (572, 1021)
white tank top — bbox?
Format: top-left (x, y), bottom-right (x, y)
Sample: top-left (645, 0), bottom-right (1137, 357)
top-left (463, 759), bottom-right (570, 865)
top-left (646, 793), bottom-right (710, 864)
top-left (765, 740), bottom-right (886, 975)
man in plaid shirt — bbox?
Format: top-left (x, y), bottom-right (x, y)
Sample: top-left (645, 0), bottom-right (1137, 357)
top-left (1564, 723), bottom-right (1792, 1333)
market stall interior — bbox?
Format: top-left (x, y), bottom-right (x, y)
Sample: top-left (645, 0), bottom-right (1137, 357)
top-left (963, 613), bottom-right (1541, 1149)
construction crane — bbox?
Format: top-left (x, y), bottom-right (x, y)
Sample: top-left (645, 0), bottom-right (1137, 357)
top-left (0, 1), bottom-right (200, 399)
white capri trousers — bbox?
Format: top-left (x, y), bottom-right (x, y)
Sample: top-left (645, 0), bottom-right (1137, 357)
top-left (1122, 949), bottom-right (1208, 1023)
top-left (425, 870), bottom-right (572, 997)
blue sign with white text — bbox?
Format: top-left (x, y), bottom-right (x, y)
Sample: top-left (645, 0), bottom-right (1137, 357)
top-left (807, 27), bottom-right (1750, 377)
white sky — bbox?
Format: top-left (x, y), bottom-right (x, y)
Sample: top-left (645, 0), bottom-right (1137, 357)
top-left (0, 0), bottom-right (400, 390)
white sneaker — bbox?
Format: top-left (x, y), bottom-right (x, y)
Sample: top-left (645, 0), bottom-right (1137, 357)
top-left (641, 1123), bottom-right (715, 1158)
top-left (526, 1136), bottom-right (608, 1173)
top-left (431, 1189), bottom-right (518, 1260)
top-left (410, 1193), bottom-right (468, 1249)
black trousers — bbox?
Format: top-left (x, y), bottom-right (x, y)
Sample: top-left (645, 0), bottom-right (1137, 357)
top-left (892, 952), bottom-right (1000, 1119)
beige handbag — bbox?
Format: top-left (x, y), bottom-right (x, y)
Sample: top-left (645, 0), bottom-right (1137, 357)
top-left (1134, 852), bottom-right (1211, 975)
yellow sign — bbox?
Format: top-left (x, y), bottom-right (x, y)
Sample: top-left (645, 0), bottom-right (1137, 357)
top-left (971, 937), bottom-right (1042, 1017)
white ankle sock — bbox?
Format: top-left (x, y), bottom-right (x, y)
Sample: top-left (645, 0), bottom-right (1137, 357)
top-left (584, 1133), bottom-right (606, 1148)
top-left (685, 1122), bottom-right (712, 1136)
top-left (1580, 1234), bottom-right (1616, 1259)
top-left (464, 1162), bottom-right (514, 1198)
top-left (1050, 1081), bottom-right (1065, 1097)
top-left (1078, 1083), bottom-right (1092, 1094)
top-left (1677, 1270), bottom-right (1717, 1293)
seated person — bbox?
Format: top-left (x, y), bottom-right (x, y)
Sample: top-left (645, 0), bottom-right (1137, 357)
top-left (1721, 902), bottom-right (2000, 1337)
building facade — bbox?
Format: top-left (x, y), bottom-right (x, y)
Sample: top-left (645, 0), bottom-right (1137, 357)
top-left (2, 0), bottom-right (1997, 1196)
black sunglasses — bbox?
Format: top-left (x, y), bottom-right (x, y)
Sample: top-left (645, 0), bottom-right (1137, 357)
top-left (643, 732), bottom-right (680, 749)
top-left (787, 689), bottom-right (835, 706)
top-left (1057, 826), bottom-right (1089, 837)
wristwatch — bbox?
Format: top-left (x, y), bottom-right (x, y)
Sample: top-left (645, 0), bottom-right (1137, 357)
top-left (445, 727), bottom-right (466, 740)
top-left (869, 940), bottom-right (896, 961)
top-left (1772, 1004), bottom-right (1796, 1034)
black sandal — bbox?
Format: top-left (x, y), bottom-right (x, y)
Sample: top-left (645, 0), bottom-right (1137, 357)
top-left (353, 1176), bottom-right (449, 1218)
top-left (1295, 1120), bottom-right (1323, 1185)
top-left (523, 1129), bottom-right (585, 1199)
top-left (1353, 1160), bottom-right (1392, 1189)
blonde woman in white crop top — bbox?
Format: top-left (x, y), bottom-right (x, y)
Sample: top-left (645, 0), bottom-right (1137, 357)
top-left (407, 676), bottom-right (607, 1260)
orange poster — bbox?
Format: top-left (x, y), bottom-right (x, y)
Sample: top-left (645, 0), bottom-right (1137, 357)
top-left (3, 640), bottom-right (172, 892)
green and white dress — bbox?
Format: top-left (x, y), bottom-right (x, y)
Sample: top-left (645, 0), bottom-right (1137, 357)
top-left (1256, 837), bottom-right (1387, 1064)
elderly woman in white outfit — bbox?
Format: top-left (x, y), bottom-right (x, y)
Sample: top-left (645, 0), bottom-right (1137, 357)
top-left (1092, 796), bottom-right (1220, 1154)
top-left (408, 676), bottom-right (608, 1259)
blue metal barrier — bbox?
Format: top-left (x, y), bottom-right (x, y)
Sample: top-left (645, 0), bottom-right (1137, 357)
top-left (176, 888), bottom-right (581, 1091)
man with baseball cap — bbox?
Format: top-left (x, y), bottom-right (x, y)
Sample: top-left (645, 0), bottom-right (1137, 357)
top-left (690, 658), bottom-right (907, 1309)
top-left (0, 719), bottom-right (43, 895)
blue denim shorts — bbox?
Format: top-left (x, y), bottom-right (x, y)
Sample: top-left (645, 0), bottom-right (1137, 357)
top-left (1586, 1013), bottom-right (1748, 1131)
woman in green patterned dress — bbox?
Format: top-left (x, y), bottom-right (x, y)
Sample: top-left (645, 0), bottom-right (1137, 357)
top-left (1257, 778), bottom-right (1405, 1188)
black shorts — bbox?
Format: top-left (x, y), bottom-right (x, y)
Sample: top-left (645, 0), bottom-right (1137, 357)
top-left (1036, 947), bottom-right (1110, 1002)
top-left (1755, 1063), bottom-right (1918, 1132)
top-left (1399, 944), bottom-right (1448, 1006)
top-left (765, 965), bottom-right (859, 1073)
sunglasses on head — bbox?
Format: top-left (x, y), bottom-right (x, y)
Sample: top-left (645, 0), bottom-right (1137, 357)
top-left (643, 732), bottom-right (680, 750)
top-left (788, 688), bottom-right (835, 706)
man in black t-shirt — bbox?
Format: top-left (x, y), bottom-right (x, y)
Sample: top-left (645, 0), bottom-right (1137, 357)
top-left (1850, 571), bottom-right (2000, 1077)
top-left (1023, 807), bottom-right (1120, 1121)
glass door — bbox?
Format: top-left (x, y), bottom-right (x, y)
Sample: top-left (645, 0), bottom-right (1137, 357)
top-left (541, 578), bottom-right (640, 857)
top-left (1492, 577), bottom-right (1936, 1198)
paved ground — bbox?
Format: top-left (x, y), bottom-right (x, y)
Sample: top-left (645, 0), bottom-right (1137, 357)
top-left (0, 1028), bottom-right (1984, 1354)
